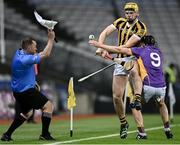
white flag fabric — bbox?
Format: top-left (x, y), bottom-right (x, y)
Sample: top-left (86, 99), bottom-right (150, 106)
top-left (168, 83), bottom-right (176, 121)
top-left (168, 83), bottom-right (176, 105)
top-left (34, 11), bottom-right (58, 29)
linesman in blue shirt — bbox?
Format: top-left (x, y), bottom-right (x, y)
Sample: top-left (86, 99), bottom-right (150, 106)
top-left (1, 29), bottom-right (56, 141)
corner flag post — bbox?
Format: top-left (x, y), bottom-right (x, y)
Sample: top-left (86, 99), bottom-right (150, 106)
top-left (67, 77), bottom-right (76, 137)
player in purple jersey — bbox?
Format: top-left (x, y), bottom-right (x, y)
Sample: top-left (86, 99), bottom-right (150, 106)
top-left (89, 35), bottom-right (173, 139)
top-left (131, 36), bottom-right (166, 88)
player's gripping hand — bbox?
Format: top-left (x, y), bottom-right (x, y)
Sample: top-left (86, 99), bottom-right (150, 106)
top-left (95, 49), bottom-right (113, 60)
top-left (48, 29), bottom-right (55, 40)
top-left (91, 45), bottom-right (113, 60)
top-left (101, 50), bottom-right (113, 59)
top-left (89, 40), bottom-right (113, 60)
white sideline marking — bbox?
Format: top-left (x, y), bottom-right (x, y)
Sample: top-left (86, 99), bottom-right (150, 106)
top-left (48, 124), bottom-right (179, 145)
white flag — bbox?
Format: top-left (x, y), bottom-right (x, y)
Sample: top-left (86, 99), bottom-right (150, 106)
top-left (168, 83), bottom-right (176, 105)
top-left (168, 83), bottom-right (176, 121)
top-left (34, 11), bottom-right (58, 29)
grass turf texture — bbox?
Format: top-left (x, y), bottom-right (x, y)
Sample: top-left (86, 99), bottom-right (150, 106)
top-left (0, 114), bottom-right (180, 144)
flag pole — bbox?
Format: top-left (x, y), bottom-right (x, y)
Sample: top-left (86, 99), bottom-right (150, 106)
top-left (123, 75), bottom-right (129, 114)
top-left (123, 81), bottom-right (128, 114)
top-left (0, 0), bottom-right (5, 63)
top-left (70, 107), bottom-right (73, 137)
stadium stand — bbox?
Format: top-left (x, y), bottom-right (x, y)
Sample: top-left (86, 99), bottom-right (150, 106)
top-left (27, 0), bottom-right (180, 67)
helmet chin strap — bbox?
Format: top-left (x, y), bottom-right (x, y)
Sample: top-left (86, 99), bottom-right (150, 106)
top-left (127, 19), bottom-right (134, 24)
top-left (127, 17), bottom-right (138, 24)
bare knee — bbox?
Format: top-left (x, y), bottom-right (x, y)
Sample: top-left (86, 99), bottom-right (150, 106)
top-left (113, 94), bottom-right (123, 104)
top-left (130, 61), bottom-right (139, 77)
top-left (130, 68), bottom-right (139, 78)
top-left (113, 95), bottom-right (121, 101)
top-left (42, 101), bottom-right (54, 113)
top-left (156, 99), bottom-right (166, 108)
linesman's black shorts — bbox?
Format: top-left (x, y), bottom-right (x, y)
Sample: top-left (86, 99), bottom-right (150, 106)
top-left (13, 88), bottom-right (49, 114)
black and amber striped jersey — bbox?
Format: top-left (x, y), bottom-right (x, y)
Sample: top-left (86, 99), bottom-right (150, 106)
top-left (113, 17), bottom-right (147, 46)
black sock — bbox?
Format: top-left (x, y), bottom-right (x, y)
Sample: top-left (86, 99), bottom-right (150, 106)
top-left (5, 114), bottom-right (26, 137)
top-left (41, 112), bottom-right (52, 135)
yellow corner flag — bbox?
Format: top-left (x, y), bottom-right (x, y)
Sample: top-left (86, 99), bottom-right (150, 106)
top-left (67, 77), bottom-right (76, 110)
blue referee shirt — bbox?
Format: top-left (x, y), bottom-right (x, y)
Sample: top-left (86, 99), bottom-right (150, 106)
top-left (11, 49), bottom-right (41, 92)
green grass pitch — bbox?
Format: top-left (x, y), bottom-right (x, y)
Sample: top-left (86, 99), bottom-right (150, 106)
top-left (0, 114), bottom-right (180, 144)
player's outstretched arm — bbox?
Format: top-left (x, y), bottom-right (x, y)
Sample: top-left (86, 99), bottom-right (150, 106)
top-left (39, 29), bottom-right (55, 59)
top-left (96, 24), bottom-right (116, 58)
top-left (124, 34), bottom-right (141, 48)
top-left (89, 40), bottom-right (132, 56)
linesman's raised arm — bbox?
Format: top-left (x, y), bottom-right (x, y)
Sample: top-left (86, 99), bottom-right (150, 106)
top-left (95, 24), bottom-right (116, 59)
top-left (39, 29), bottom-right (55, 59)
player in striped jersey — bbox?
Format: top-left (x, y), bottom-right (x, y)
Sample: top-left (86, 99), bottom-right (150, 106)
top-left (96, 2), bottom-right (147, 139)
